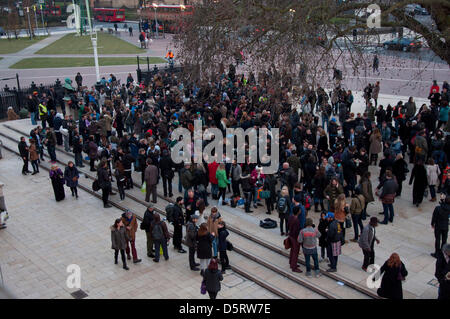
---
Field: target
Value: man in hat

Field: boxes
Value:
[358,217,380,271]
[185,214,200,271]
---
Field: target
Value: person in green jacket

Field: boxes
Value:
[216,163,230,205]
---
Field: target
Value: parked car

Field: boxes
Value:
[383,37,422,52]
[414,5,429,15]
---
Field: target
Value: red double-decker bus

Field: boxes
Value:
[93,8,126,22]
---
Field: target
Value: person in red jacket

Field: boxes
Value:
[208,161,219,199]
[430,80,440,95]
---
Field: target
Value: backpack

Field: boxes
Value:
[259,218,277,229]
[165,204,175,223]
[277,197,288,214]
[152,223,163,240]
[304,193,312,210]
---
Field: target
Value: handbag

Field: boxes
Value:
[200,280,207,295]
[226,240,234,251]
[260,190,271,199]
[283,237,291,250]
[345,215,352,228]
[92,179,100,192]
[141,181,146,193]
[397,267,405,281]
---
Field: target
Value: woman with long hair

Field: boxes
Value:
[110,218,129,270]
[334,193,348,243]
[377,253,408,299]
[196,223,214,275]
[202,258,223,299]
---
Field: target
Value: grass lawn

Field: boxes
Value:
[10,57,166,69]
[0,36,47,54]
[35,33,145,55]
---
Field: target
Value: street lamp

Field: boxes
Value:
[152,3,158,38]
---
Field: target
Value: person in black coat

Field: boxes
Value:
[431,196,450,258]
[197,223,214,275]
[217,221,230,273]
[202,258,223,299]
[18,136,30,175]
[318,212,329,262]
[160,149,175,197]
[97,159,112,208]
[409,160,428,207]
[172,197,186,253]
[64,161,79,198]
[377,253,408,299]
[435,243,450,300]
[392,154,409,196]
[263,174,277,215]
[140,205,155,258]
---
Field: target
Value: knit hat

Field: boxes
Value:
[325,212,334,219]
[369,217,378,226]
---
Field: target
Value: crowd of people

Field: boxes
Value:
[9,64,450,299]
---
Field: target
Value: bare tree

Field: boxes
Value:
[174,0,449,89]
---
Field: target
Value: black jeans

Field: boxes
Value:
[352,214,364,240]
[218,187,226,202]
[265,198,274,214]
[31,160,39,173]
[70,186,78,196]
[219,250,229,271]
[434,229,448,254]
[189,246,196,269]
[279,213,288,234]
[101,186,111,206]
[362,248,375,269]
[162,176,173,196]
[114,249,126,266]
[173,224,182,250]
[74,152,83,167]
[22,158,29,173]
[90,158,96,171]
[117,182,125,200]
[231,180,241,197]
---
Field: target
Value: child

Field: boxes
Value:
[217,221,230,274]
[318,212,329,262]
[298,218,321,277]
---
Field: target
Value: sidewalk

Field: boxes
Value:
[0,33,68,69]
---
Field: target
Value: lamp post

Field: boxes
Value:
[84,0,100,82]
[152,3,158,38]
